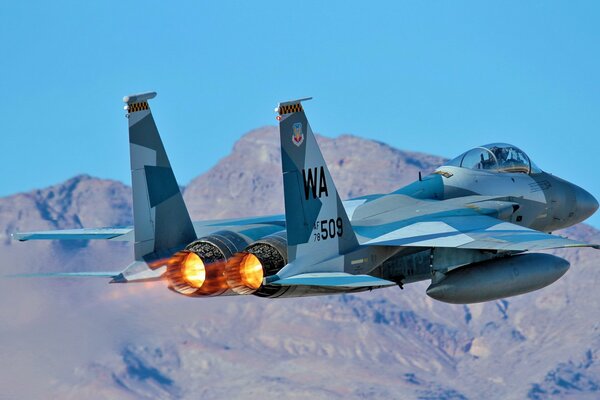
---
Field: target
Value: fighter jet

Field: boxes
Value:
[12,92,599,303]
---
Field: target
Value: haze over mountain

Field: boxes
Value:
[1,127,598,399]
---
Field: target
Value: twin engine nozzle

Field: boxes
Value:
[165,232,288,297]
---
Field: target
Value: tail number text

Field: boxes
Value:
[313,217,343,241]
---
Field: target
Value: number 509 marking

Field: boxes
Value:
[315,217,343,241]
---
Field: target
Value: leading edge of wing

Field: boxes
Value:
[5,271,120,279]
[11,228,134,242]
[11,215,287,242]
[268,273,396,288]
[360,215,598,252]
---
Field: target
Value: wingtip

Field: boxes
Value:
[10,232,26,241]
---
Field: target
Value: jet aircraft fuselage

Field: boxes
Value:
[393,145,597,233]
[12,94,599,304]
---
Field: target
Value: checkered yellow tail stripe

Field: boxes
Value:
[278,103,303,115]
[128,101,150,113]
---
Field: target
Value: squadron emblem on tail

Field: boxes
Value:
[292,122,304,146]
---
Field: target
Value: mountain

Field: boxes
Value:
[1,127,599,399]
[183,127,446,219]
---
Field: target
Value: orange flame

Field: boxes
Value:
[239,253,264,290]
[225,252,264,295]
[182,252,206,288]
[166,251,228,297]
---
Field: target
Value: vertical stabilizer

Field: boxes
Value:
[124,92,196,260]
[276,98,359,266]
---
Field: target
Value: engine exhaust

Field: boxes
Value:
[165,250,228,297]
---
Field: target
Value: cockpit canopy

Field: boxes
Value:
[445,143,541,174]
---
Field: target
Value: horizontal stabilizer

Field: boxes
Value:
[5,260,166,283]
[110,260,167,283]
[12,228,133,242]
[269,273,396,288]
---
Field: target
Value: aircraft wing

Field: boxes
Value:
[11,215,286,242]
[6,271,121,278]
[11,227,134,242]
[359,214,598,252]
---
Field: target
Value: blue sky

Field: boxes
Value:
[1,1,599,227]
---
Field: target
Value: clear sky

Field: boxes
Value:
[1,1,599,227]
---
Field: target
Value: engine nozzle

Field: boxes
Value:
[224,232,288,295]
[224,252,265,295]
[166,250,228,297]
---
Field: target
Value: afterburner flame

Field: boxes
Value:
[239,253,264,289]
[165,250,228,297]
[182,252,206,288]
[225,252,265,294]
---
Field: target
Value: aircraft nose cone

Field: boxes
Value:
[575,186,599,220]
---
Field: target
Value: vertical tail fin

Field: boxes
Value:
[124,92,196,260]
[277,98,359,264]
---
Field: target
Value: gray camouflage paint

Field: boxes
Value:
[124,92,197,261]
[13,93,599,302]
[391,164,597,233]
[276,102,361,277]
